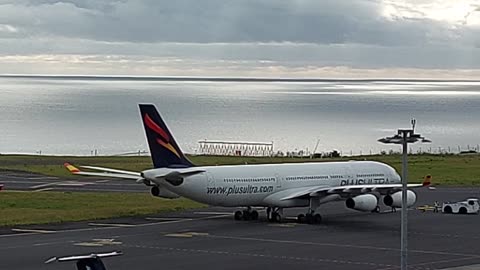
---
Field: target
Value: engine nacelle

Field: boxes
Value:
[151,186,180,199]
[383,190,416,208]
[345,194,378,212]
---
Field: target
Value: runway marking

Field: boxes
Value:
[195,214,231,220]
[27,177,59,180]
[74,242,104,247]
[203,234,480,259]
[194,211,232,215]
[96,180,110,183]
[88,223,136,228]
[74,238,122,247]
[145,217,188,221]
[165,233,194,238]
[188,232,209,236]
[268,223,297,228]
[33,242,61,247]
[66,188,146,192]
[437,263,480,270]
[11,228,56,234]
[30,181,92,189]
[57,182,91,187]
[123,244,397,268]
[32,187,54,192]
[30,182,62,189]
[412,257,480,267]
[0,214,243,238]
[377,257,480,270]
[165,231,209,238]
[1,180,47,184]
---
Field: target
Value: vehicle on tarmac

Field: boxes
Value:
[442,198,480,214]
[65,104,432,224]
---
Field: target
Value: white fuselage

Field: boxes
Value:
[144,161,401,207]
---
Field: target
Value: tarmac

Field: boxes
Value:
[1,170,480,269]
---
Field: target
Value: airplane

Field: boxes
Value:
[65,104,431,224]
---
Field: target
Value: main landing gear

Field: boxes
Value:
[234,207,283,222]
[297,198,322,224]
[297,212,322,224]
[234,207,259,221]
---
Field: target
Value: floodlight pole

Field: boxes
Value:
[378,122,430,270]
[400,130,409,270]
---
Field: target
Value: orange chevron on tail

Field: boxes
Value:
[422,175,432,186]
[64,163,80,173]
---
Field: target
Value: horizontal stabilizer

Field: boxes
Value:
[64,163,141,180]
[80,166,141,176]
[45,251,122,264]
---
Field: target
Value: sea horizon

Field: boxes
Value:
[1,76,480,156]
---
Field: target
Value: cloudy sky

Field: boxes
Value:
[0,0,479,78]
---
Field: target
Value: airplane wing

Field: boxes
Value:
[64,163,141,180]
[281,178,431,201]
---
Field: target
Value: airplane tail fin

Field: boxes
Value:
[139,104,194,169]
[422,175,432,186]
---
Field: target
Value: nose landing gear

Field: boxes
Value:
[266,207,283,222]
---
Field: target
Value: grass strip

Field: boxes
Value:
[0,191,204,226]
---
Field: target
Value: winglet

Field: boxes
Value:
[422,175,432,187]
[64,163,80,174]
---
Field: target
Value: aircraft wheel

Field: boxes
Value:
[242,210,251,220]
[234,211,243,220]
[313,214,322,224]
[297,214,305,223]
[272,212,282,223]
[372,206,380,213]
[251,210,259,220]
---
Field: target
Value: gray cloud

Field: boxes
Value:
[0,0,475,45]
[0,0,479,76]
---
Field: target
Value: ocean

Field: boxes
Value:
[1,76,480,156]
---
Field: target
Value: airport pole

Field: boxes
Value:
[400,130,408,270]
[378,123,430,270]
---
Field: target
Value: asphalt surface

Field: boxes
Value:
[1,186,480,270]
[0,170,147,193]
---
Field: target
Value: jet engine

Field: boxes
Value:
[150,186,180,199]
[383,190,416,208]
[345,194,378,212]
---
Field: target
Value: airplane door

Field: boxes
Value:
[207,172,215,188]
[345,163,354,185]
[275,173,282,190]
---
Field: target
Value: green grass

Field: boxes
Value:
[1,153,480,185]
[0,191,204,226]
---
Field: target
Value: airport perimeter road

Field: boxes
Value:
[1,188,480,270]
[0,170,147,193]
